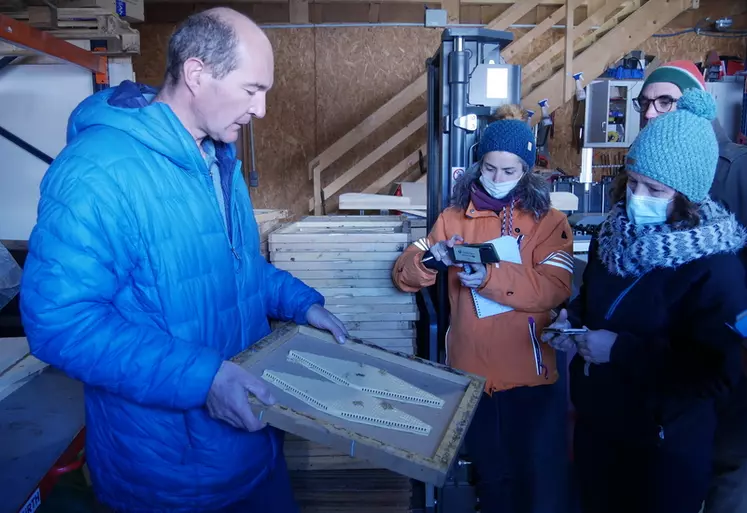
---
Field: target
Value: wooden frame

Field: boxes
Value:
[232,323,485,486]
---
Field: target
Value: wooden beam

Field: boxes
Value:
[485,0,543,30]
[323,112,426,199]
[308,73,427,179]
[367,2,380,22]
[289,0,310,22]
[501,3,565,62]
[525,0,688,124]
[520,0,624,82]
[0,14,106,73]
[363,145,426,194]
[562,0,574,102]
[443,0,460,24]
[523,0,636,96]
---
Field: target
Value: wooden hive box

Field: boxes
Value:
[253,209,290,261]
[232,323,485,487]
[269,215,418,355]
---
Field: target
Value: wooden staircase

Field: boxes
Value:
[308,0,695,215]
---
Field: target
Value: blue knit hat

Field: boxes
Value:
[625,88,718,202]
[478,118,536,168]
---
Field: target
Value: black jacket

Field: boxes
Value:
[568,202,747,436]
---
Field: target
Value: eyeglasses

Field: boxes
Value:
[633,95,679,114]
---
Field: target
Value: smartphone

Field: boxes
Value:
[542,327,588,335]
[449,244,501,265]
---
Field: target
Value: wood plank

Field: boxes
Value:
[300,278,395,288]
[525,0,687,123]
[331,311,419,322]
[273,260,396,271]
[322,112,427,200]
[501,3,566,62]
[343,321,413,330]
[363,144,426,195]
[323,296,417,306]
[443,0,459,24]
[485,0,542,30]
[271,242,406,252]
[523,1,637,95]
[285,269,394,280]
[316,287,409,297]
[349,329,415,339]
[254,209,290,224]
[271,251,401,262]
[563,0,575,102]
[520,0,623,80]
[289,0,310,23]
[309,74,428,178]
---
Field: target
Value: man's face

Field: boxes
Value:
[194,38,274,144]
[638,82,681,128]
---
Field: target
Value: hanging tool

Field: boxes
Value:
[526,109,535,126]
[573,72,586,101]
[538,99,553,127]
[247,117,259,188]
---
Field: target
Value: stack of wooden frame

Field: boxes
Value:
[254,209,290,261]
[289,467,412,513]
[268,215,418,355]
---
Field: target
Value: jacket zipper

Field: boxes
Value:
[205,165,240,263]
[604,274,644,320]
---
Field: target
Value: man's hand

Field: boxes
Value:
[430,235,465,267]
[576,328,618,364]
[457,263,487,289]
[206,361,276,432]
[306,304,349,344]
[541,309,576,352]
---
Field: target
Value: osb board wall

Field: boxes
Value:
[133,3,745,216]
[550,30,747,176]
[133,25,442,216]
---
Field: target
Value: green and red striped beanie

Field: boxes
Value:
[643,60,706,92]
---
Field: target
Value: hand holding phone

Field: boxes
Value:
[540,309,582,352]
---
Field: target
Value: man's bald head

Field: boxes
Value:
[164,8,269,87]
[159,7,274,144]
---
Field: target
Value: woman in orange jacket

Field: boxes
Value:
[392,106,574,513]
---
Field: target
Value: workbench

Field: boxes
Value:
[0,367,85,513]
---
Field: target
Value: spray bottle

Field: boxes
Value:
[538,99,553,127]
[573,72,586,101]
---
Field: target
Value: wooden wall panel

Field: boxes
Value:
[133,0,746,216]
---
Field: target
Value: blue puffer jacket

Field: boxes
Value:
[19,81,324,512]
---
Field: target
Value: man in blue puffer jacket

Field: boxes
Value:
[19,8,348,512]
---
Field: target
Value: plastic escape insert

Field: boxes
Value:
[261,370,433,436]
[285,350,445,409]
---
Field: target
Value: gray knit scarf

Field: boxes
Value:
[597,198,747,278]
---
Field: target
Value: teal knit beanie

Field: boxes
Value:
[625,88,718,202]
[478,119,536,167]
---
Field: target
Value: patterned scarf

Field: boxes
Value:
[470,183,517,236]
[597,198,747,278]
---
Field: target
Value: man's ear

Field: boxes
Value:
[182,57,204,95]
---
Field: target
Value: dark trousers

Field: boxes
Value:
[221,455,299,513]
[706,378,747,513]
[463,382,569,513]
[574,398,716,513]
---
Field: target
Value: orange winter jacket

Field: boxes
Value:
[392,180,574,394]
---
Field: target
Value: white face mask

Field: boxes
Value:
[625,187,672,226]
[480,174,522,200]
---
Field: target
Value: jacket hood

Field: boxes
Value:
[66,80,234,171]
[597,198,747,278]
[451,161,551,218]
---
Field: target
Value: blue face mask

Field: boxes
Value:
[625,187,673,226]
